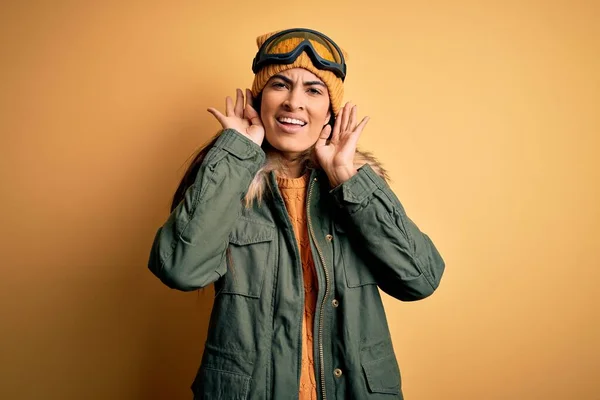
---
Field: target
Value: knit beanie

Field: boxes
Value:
[251,29,346,115]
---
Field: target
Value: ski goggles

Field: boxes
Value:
[251,28,347,81]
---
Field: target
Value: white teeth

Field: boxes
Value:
[278,117,306,126]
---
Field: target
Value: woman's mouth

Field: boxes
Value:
[276,117,307,133]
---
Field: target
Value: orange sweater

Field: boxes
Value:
[276,173,318,400]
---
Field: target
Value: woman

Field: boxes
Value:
[148,28,445,400]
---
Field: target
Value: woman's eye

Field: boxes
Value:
[272,82,287,88]
[308,88,322,95]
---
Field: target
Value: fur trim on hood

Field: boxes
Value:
[244,147,389,207]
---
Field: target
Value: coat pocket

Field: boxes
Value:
[334,222,378,287]
[362,355,402,395]
[360,337,402,397]
[192,367,251,400]
[217,218,275,298]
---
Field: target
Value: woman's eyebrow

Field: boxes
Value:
[272,74,325,87]
[272,74,293,84]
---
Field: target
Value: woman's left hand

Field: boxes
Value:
[315,102,370,187]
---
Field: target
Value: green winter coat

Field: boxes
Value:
[148,129,445,399]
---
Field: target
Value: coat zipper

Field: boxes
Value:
[307,176,330,400]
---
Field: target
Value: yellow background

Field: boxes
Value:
[1,1,598,399]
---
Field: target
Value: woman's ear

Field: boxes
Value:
[327,109,335,128]
[252,92,263,117]
[325,110,335,140]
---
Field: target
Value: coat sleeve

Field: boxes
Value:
[330,164,445,301]
[147,129,266,291]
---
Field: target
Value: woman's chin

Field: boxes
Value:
[266,137,313,155]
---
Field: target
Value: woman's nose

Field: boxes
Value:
[283,88,305,110]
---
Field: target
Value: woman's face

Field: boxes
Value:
[260,68,331,156]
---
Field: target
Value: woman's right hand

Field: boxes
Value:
[207,88,264,146]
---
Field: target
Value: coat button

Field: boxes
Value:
[333,368,343,378]
[332,299,339,308]
[325,234,333,241]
